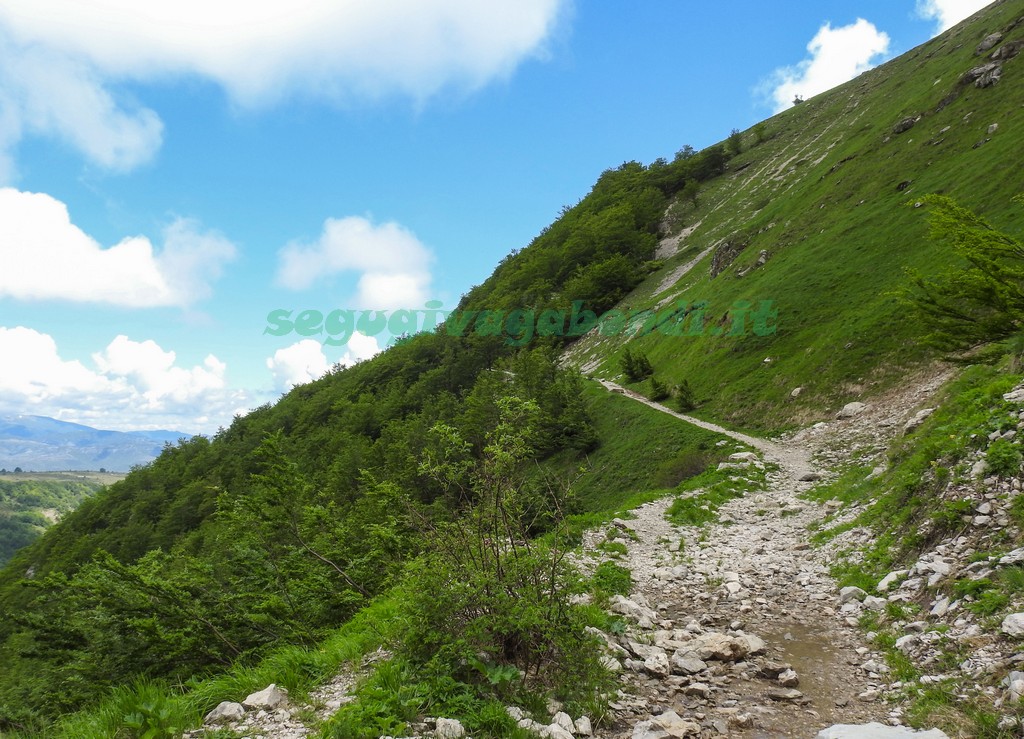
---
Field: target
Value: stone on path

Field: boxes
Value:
[436,717,466,739]
[204,701,245,725]
[816,723,949,738]
[1001,613,1024,637]
[243,684,288,710]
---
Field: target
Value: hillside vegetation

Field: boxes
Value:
[1,2,1023,736]
[0,474,114,567]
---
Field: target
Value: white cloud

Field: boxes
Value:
[0,1,566,177]
[0,188,235,307]
[267,335,381,391]
[0,31,163,181]
[277,216,433,309]
[764,19,891,113]
[0,327,248,433]
[343,332,383,365]
[267,340,332,390]
[917,0,992,34]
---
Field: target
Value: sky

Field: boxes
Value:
[0,0,993,434]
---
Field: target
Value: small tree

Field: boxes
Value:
[754,122,768,144]
[903,194,1024,355]
[673,380,697,411]
[726,128,743,156]
[620,348,653,382]
[406,397,605,698]
[649,377,670,402]
[680,180,700,208]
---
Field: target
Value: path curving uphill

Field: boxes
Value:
[589,379,949,738]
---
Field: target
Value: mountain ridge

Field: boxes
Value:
[0,414,189,472]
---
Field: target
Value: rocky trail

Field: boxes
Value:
[585,381,925,738]
[195,375,961,739]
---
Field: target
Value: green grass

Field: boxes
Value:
[811,366,1022,588]
[666,458,771,527]
[542,383,734,514]
[566,0,1024,431]
[591,561,633,597]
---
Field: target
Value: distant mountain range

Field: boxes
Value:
[0,415,190,472]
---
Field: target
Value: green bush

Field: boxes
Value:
[648,377,669,402]
[620,349,653,382]
[673,380,697,412]
[400,397,609,709]
[987,438,1022,477]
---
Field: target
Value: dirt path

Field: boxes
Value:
[588,380,912,737]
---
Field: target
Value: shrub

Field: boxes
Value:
[620,349,653,382]
[987,438,1022,477]
[402,397,609,708]
[648,377,669,402]
[673,380,697,411]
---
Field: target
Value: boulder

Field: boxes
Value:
[863,596,887,611]
[837,402,868,419]
[436,717,466,739]
[543,723,575,739]
[840,586,868,604]
[892,118,918,135]
[976,32,1003,53]
[816,723,949,738]
[1001,548,1024,566]
[575,716,593,736]
[735,633,767,656]
[204,701,245,725]
[1002,613,1024,637]
[671,650,708,675]
[729,451,758,462]
[877,570,908,591]
[991,39,1024,60]
[690,632,750,661]
[552,712,575,733]
[243,684,288,710]
[767,688,803,702]
[904,408,935,434]
[609,594,658,625]
[644,651,672,677]
[652,710,701,737]
[778,668,799,687]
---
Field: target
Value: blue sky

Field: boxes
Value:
[0,0,991,433]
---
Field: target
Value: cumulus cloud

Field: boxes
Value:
[0,188,235,307]
[917,0,992,34]
[267,340,332,390]
[764,19,891,113]
[0,1,565,177]
[277,216,433,309]
[0,327,248,432]
[267,335,381,391]
[0,31,163,181]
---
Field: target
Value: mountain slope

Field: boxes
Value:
[556,0,1024,426]
[1,2,1023,734]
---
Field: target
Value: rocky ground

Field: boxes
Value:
[194,370,1020,739]
[578,381,943,738]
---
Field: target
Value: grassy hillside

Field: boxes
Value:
[564,0,1024,427]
